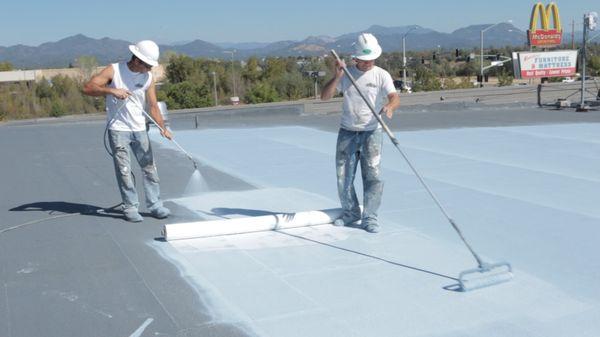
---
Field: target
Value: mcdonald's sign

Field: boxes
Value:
[528,2,563,47]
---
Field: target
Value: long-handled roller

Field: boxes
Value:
[331,50,512,291]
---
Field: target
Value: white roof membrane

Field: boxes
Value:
[150,124,600,337]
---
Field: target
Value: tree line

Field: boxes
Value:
[0,44,599,121]
[158,54,329,108]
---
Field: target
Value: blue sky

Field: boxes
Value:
[0,0,596,46]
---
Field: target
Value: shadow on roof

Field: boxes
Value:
[10,201,125,220]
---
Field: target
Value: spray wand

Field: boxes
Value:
[126,96,199,170]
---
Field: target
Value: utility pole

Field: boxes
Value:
[223,50,237,98]
[578,12,598,111]
[402,27,417,90]
[572,19,575,50]
[480,22,507,88]
[211,71,218,106]
[578,15,588,111]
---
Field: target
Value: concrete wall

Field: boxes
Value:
[0,64,165,83]
[0,70,36,82]
[169,81,598,117]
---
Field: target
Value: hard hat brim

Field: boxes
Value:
[352,44,382,61]
[129,45,159,67]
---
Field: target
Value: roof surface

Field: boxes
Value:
[1,101,600,336]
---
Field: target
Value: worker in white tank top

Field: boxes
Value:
[104,61,153,132]
[83,40,172,222]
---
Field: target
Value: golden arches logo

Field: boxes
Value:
[530,2,561,32]
[528,2,563,46]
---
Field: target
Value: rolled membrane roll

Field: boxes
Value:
[162,208,343,241]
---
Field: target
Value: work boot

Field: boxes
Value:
[150,206,171,219]
[363,221,380,233]
[333,214,361,227]
[124,208,143,222]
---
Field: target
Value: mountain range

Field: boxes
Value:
[0,24,538,69]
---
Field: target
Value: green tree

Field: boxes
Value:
[245,82,279,103]
[161,81,212,109]
[497,71,514,87]
[588,55,600,76]
[264,57,287,80]
[49,101,66,117]
[35,78,55,99]
[160,50,178,64]
[75,56,98,82]
[412,66,441,92]
[456,61,478,77]
[272,72,310,100]
[242,56,261,82]
[165,54,196,83]
[0,61,13,71]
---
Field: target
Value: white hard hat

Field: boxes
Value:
[129,40,159,67]
[352,33,382,61]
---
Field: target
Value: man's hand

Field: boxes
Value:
[111,88,132,100]
[161,128,173,140]
[383,92,400,119]
[382,105,394,119]
[334,59,346,79]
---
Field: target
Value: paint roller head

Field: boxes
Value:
[458,261,513,292]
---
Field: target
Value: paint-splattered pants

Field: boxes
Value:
[108,130,163,212]
[335,128,383,225]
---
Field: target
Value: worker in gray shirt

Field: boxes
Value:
[321,33,400,233]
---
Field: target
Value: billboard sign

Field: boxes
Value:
[528,2,563,47]
[513,50,578,79]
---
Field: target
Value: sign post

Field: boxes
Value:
[578,12,599,111]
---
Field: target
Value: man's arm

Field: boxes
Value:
[82,66,130,99]
[146,81,172,140]
[320,59,345,100]
[382,92,400,119]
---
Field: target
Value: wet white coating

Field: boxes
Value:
[151,124,600,337]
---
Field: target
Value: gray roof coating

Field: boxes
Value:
[2,99,600,336]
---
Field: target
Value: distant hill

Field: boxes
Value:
[450,23,526,47]
[0,23,533,69]
[214,42,271,50]
[163,40,224,59]
[0,34,131,69]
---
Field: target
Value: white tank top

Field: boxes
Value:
[106,62,152,132]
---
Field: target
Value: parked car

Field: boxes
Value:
[393,80,412,93]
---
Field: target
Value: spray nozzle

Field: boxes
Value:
[186,154,199,170]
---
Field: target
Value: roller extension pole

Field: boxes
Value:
[331,50,512,291]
